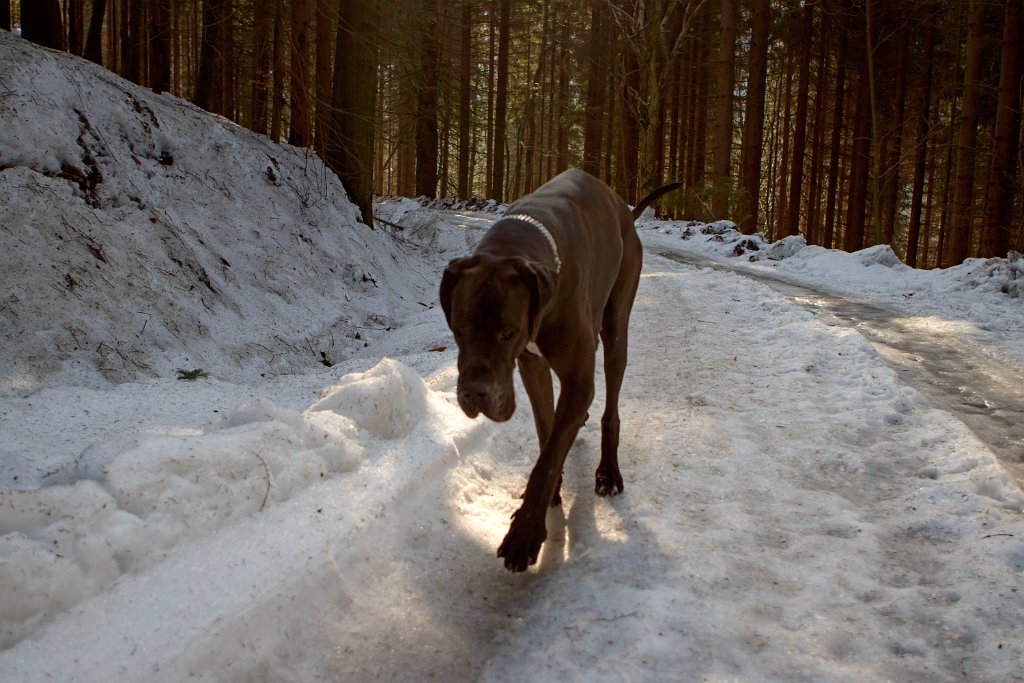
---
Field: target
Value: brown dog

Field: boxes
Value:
[440,169,679,571]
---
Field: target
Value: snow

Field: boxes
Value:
[2,31,1023,682]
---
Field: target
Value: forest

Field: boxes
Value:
[5,0,1022,268]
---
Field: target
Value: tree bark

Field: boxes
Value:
[21,0,64,49]
[823,21,847,250]
[251,0,271,134]
[943,0,986,266]
[84,0,107,65]
[150,0,171,94]
[880,26,909,247]
[490,0,510,202]
[906,5,937,268]
[980,0,1022,257]
[738,0,770,234]
[0,0,10,32]
[315,0,336,157]
[457,0,473,197]
[289,0,313,147]
[415,0,440,197]
[711,0,736,218]
[786,2,813,236]
[271,2,285,141]
[582,0,606,177]
[845,68,872,253]
[68,0,85,55]
[195,0,228,115]
[327,0,378,225]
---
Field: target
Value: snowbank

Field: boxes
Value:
[0,31,434,389]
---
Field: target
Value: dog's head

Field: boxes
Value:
[439,254,554,421]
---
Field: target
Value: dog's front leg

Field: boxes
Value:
[498,371,594,572]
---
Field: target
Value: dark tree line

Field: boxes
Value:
[6,0,1023,266]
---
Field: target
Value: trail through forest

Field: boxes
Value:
[653,248,1024,488]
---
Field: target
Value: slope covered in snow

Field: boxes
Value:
[0,30,432,389]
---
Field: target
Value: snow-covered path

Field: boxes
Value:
[5,233,1021,682]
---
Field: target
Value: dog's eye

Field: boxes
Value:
[498,327,516,341]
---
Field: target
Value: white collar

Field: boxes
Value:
[502,213,562,274]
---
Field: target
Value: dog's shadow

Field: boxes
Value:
[538,429,638,570]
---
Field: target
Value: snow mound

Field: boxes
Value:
[0,356,428,647]
[0,32,434,389]
[309,357,428,439]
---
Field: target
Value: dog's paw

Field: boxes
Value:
[497,518,547,572]
[594,467,624,497]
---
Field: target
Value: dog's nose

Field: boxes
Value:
[458,381,490,417]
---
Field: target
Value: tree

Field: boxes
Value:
[290,0,313,147]
[194,0,230,115]
[582,0,608,178]
[21,0,64,49]
[980,0,1022,257]
[327,0,379,224]
[457,0,473,197]
[415,0,440,197]
[710,0,736,218]
[943,0,986,266]
[905,5,937,268]
[84,0,106,65]
[786,1,813,236]
[0,0,10,32]
[738,0,770,234]
[251,0,272,135]
[315,0,336,157]
[150,0,172,94]
[490,0,510,202]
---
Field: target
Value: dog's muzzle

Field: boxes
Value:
[457,379,515,422]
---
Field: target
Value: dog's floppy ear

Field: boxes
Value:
[439,256,477,325]
[510,258,555,339]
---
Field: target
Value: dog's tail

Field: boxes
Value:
[631,182,682,220]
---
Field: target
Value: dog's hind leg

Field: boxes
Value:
[595,243,641,497]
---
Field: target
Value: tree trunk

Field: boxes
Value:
[582,0,606,177]
[457,0,473,198]
[0,1,10,31]
[271,2,285,141]
[880,26,909,247]
[327,0,378,225]
[84,0,107,65]
[251,0,271,135]
[774,50,793,240]
[943,0,986,266]
[806,0,831,245]
[150,0,171,94]
[490,0,510,202]
[823,21,847,250]
[711,0,736,218]
[21,0,64,49]
[415,0,440,198]
[786,1,813,236]
[738,0,770,234]
[845,68,872,253]
[124,1,144,85]
[980,0,1022,257]
[906,6,936,268]
[289,0,313,147]
[68,0,85,55]
[315,0,336,157]
[195,0,227,115]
